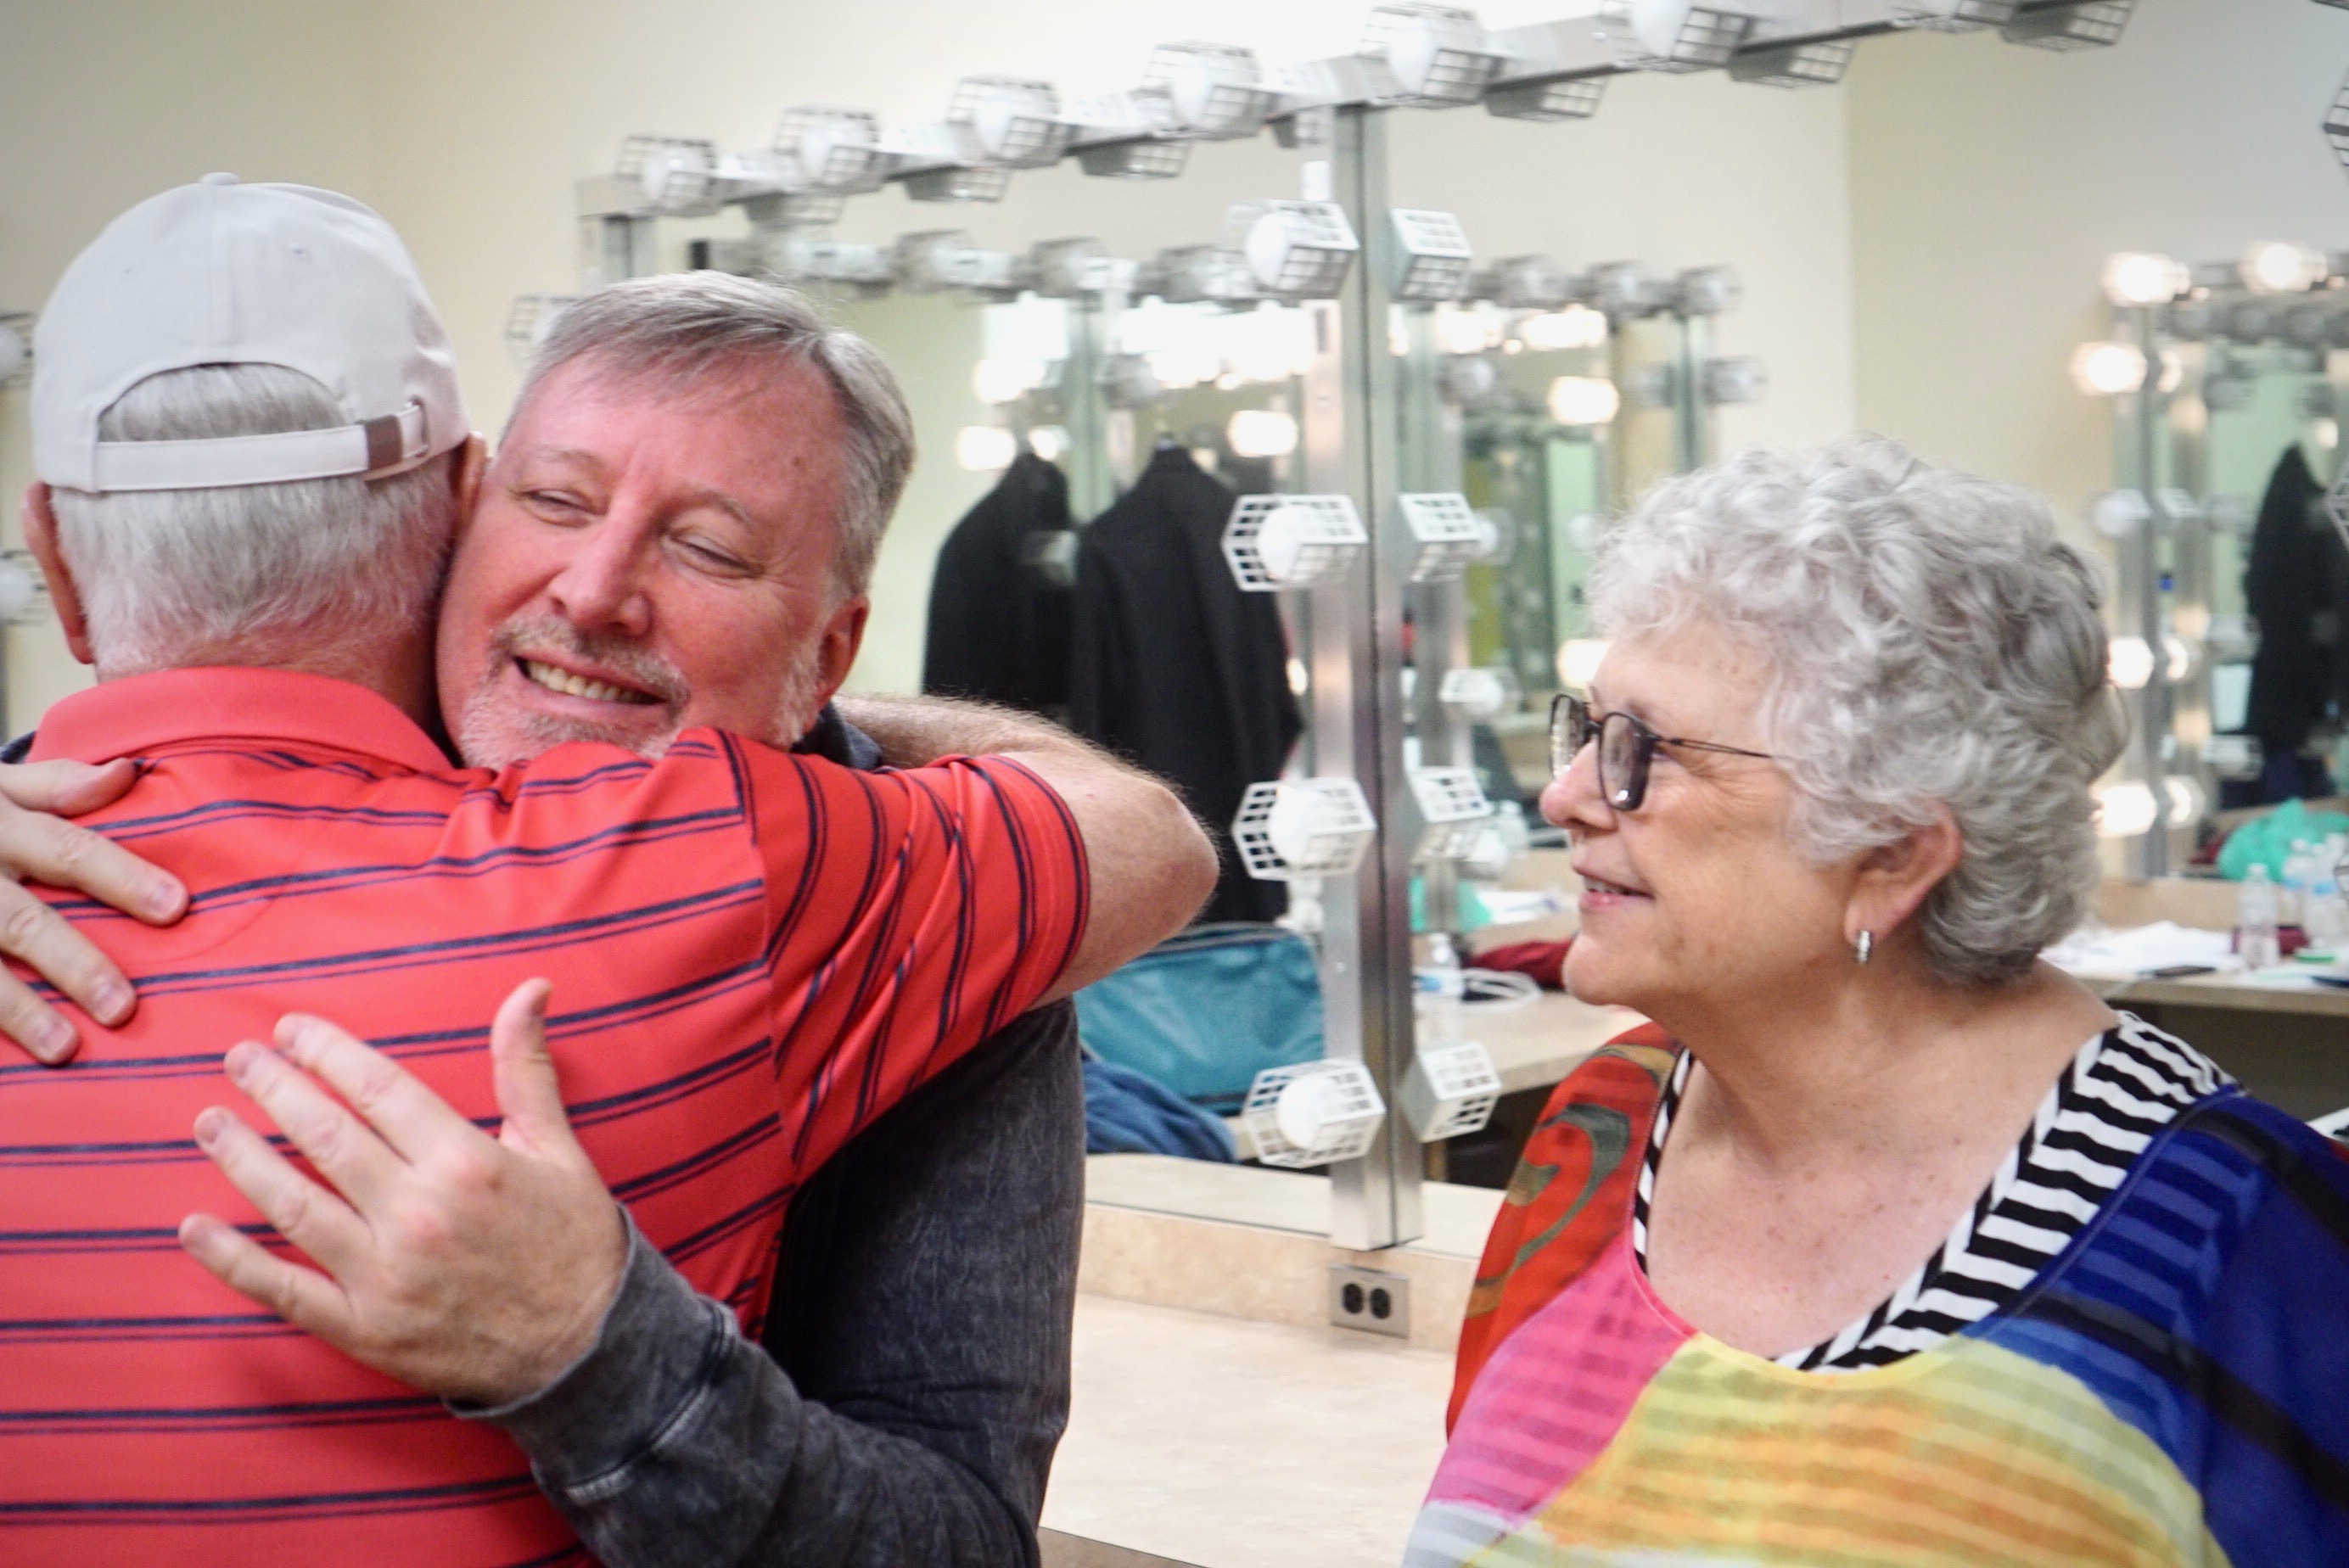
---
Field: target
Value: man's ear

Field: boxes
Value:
[22,484,94,667]
[1847,805,1964,951]
[810,595,870,710]
[449,434,487,533]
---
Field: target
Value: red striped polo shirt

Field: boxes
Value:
[0,667,1087,1567]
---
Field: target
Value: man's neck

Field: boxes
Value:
[101,630,438,733]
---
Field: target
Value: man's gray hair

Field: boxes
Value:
[1589,440,2127,986]
[511,274,915,602]
[48,364,457,675]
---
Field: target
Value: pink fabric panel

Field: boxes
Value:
[1422,1234,1690,1529]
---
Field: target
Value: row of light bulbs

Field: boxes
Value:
[2075,244,2346,397]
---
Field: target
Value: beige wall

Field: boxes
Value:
[1846,3,2349,519]
[0,0,375,725]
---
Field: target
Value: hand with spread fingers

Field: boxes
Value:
[178,978,631,1408]
[0,758,188,1063]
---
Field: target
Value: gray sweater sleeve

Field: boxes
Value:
[476,1000,1086,1568]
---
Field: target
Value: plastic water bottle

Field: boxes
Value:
[2282,842,2315,928]
[2310,856,2347,949]
[2240,864,2282,971]
[1420,932,1466,1043]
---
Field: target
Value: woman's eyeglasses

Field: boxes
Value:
[1549,692,1779,812]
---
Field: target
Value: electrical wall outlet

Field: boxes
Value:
[1328,1263,1410,1340]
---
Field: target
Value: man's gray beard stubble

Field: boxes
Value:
[450,614,827,767]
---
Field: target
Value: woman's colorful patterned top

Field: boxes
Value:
[1410,1032,2349,1566]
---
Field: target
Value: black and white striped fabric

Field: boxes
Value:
[1629,1011,2228,1374]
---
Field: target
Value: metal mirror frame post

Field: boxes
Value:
[1299,104,1424,1253]
[2120,300,2172,879]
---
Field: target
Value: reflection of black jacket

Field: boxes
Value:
[922,452,1074,716]
[1069,446,1301,924]
[2244,446,2344,754]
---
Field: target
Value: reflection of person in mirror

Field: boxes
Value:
[0,182,1217,1566]
[1412,443,2349,1567]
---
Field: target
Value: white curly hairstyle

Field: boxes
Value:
[1588,440,2127,986]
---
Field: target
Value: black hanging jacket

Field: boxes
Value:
[1068,446,1302,925]
[922,452,1075,717]
[2243,445,2342,757]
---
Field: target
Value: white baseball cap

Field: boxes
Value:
[33,174,468,495]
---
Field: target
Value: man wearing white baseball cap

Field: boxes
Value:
[0,176,1213,1568]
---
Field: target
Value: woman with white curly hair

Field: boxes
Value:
[1410,441,2349,1568]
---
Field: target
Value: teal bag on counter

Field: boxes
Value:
[1072,922,1323,1114]
[2217,797,2349,882]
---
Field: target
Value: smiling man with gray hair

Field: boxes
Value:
[0,176,1214,1568]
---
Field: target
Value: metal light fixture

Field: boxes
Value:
[1360,4,1507,106]
[1598,0,1762,73]
[504,294,579,367]
[1410,766,1496,862]
[1438,666,1522,722]
[2242,241,2330,296]
[1225,201,1360,300]
[1677,266,1743,316]
[1242,1061,1387,1168]
[0,312,35,385]
[946,76,1073,170]
[1139,244,1259,305]
[2100,251,2189,307]
[1223,495,1370,591]
[1141,42,1277,139]
[893,230,1018,294]
[1064,89,1190,180]
[1399,1043,1503,1142]
[2071,340,2149,396]
[1582,260,1672,318]
[1387,210,1476,303]
[1999,0,2136,49]
[883,123,1014,204]
[1729,36,1856,88]
[1702,357,1769,406]
[771,231,896,294]
[772,108,887,193]
[1233,778,1379,880]
[1890,0,2019,28]
[1485,75,1608,122]
[1399,493,1488,582]
[615,134,722,215]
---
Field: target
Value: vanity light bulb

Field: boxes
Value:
[1437,305,1498,357]
[2100,252,2189,309]
[954,426,1018,473]
[1519,307,1608,353]
[2070,341,2148,397]
[2241,241,2329,297]
[2164,776,2203,831]
[973,358,1042,406]
[1547,376,1623,428]
[2106,636,2155,691]
[1227,408,1301,460]
[1028,426,1069,462]
[1556,638,1611,691]
[2094,781,2160,839]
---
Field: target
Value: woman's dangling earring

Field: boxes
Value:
[1854,930,1874,965]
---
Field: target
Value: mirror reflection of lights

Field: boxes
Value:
[1028,426,1069,462]
[1226,409,1300,460]
[2100,252,2189,308]
[1286,657,1309,698]
[2318,418,2342,451]
[1518,306,1609,352]
[2241,241,2329,296]
[973,357,1050,405]
[2107,636,2156,691]
[2071,340,2148,396]
[2163,776,2204,831]
[1557,638,1611,692]
[1437,304,1500,357]
[2163,635,2196,683]
[954,426,1018,473]
[1547,376,1622,427]
[2094,781,2160,839]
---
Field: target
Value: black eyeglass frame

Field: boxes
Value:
[1549,692,1780,812]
